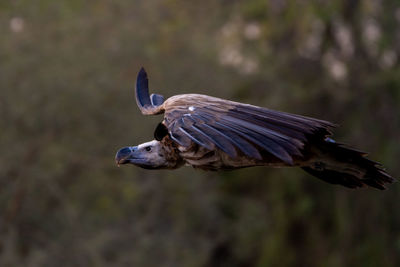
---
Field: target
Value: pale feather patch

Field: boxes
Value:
[137,140,159,149]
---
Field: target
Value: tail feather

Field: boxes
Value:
[302,141,395,190]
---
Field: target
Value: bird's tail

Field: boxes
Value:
[302,140,395,190]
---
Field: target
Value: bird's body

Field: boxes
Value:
[116,68,395,190]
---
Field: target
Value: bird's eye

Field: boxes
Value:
[145,146,152,152]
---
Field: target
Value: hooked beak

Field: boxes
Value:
[115,146,136,166]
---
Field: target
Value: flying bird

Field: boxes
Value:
[115,68,395,190]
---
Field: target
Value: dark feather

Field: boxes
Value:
[154,123,169,141]
[151,93,165,106]
[197,107,302,162]
[219,114,303,156]
[302,141,395,190]
[169,121,192,147]
[234,106,334,135]
[178,126,215,150]
[135,67,152,107]
[191,124,238,157]
[178,115,238,157]
[161,95,334,164]
[213,119,294,164]
[187,111,293,161]
[190,114,262,159]
[201,123,262,160]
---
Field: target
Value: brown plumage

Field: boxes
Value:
[115,68,396,190]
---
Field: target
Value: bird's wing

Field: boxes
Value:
[161,94,336,165]
[133,68,335,165]
[135,67,165,115]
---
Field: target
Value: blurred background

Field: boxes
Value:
[1,0,400,266]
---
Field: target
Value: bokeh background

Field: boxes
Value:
[1,0,400,266]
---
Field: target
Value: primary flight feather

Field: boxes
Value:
[115,68,395,190]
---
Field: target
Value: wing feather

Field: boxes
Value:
[191,114,262,159]
[201,124,262,160]
[213,120,294,164]
[162,94,335,164]
[178,126,215,150]
[169,121,192,147]
[191,124,237,157]
[179,114,238,157]
[200,107,304,159]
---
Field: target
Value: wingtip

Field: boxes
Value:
[138,67,147,77]
[136,67,151,108]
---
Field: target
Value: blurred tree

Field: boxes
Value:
[0,0,399,266]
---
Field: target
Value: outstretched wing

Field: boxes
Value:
[133,68,335,165]
[161,94,335,165]
[135,67,165,115]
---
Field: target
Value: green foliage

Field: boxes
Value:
[1,0,400,266]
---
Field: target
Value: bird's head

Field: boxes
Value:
[115,140,180,169]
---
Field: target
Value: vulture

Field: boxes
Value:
[115,68,395,190]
